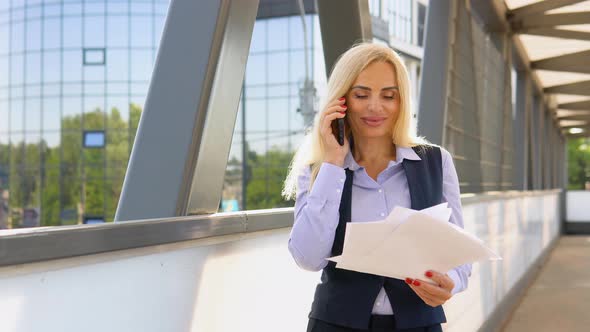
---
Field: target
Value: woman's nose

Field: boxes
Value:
[367,97,382,112]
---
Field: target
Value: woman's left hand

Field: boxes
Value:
[405,270,454,307]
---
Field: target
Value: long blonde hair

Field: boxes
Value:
[282,42,426,200]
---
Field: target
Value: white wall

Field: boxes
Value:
[0,192,560,332]
[566,190,590,222]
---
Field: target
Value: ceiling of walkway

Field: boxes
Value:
[505,0,590,138]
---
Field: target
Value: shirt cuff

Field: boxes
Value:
[308,162,346,205]
[447,269,462,295]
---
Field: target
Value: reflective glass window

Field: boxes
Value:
[43,18,61,50]
[26,53,42,83]
[63,17,82,48]
[83,130,105,148]
[130,50,152,81]
[107,16,128,47]
[62,50,82,82]
[11,22,24,54]
[84,16,105,47]
[246,53,266,85]
[131,16,152,48]
[43,51,61,83]
[43,97,61,131]
[268,52,288,84]
[267,18,288,52]
[10,99,24,131]
[250,20,266,53]
[106,49,129,82]
[26,19,41,51]
[25,98,42,131]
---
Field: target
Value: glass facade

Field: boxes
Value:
[0,1,428,227]
[0,0,168,228]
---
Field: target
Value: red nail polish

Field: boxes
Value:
[339,111,346,114]
[413,280,421,286]
[338,97,345,101]
[341,105,347,109]
[425,271,433,278]
[405,278,412,284]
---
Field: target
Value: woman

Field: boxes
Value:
[283,43,471,332]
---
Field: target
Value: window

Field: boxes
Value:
[417,3,426,47]
[83,48,106,66]
[83,130,106,148]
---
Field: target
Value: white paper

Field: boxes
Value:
[327,203,501,281]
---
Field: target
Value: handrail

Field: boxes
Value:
[0,190,562,267]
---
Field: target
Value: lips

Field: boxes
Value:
[361,117,387,127]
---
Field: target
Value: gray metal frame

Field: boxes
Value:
[115,0,258,221]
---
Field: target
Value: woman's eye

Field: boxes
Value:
[355,95,368,99]
[384,96,395,99]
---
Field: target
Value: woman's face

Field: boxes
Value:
[345,61,400,140]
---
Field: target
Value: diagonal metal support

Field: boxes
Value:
[518,27,590,41]
[115,0,259,221]
[531,49,590,73]
[559,99,590,110]
[556,114,590,121]
[545,80,590,95]
[508,0,586,20]
[316,0,373,77]
[511,11,590,30]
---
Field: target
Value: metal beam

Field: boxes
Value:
[560,124,590,130]
[508,0,586,20]
[316,0,373,78]
[545,80,590,95]
[559,99,590,110]
[115,0,259,221]
[257,0,316,19]
[417,0,452,145]
[531,50,590,73]
[512,11,590,30]
[557,114,590,121]
[518,27,590,41]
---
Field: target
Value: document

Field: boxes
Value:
[327,203,501,281]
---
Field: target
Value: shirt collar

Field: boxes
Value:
[343,145,421,171]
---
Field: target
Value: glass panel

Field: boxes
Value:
[0,100,7,132]
[25,132,41,167]
[26,84,41,99]
[85,2,106,16]
[84,82,105,96]
[11,54,24,86]
[41,174,61,226]
[107,1,128,15]
[245,99,266,133]
[288,16,304,51]
[107,97,130,128]
[130,2,152,15]
[63,2,82,17]
[26,53,42,84]
[11,22,24,54]
[25,98,41,132]
[83,62,105,81]
[106,49,129,82]
[106,129,129,175]
[42,131,61,160]
[62,82,82,97]
[250,19,266,53]
[131,15,152,47]
[62,97,82,126]
[43,51,61,83]
[10,99,24,131]
[84,97,105,130]
[45,4,62,18]
[131,82,149,96]
[26,19,42,51]
[60,175,81,226]
[289,50,306,84]
[63,16,82,48]
[267,98,290,132]
[246,53,266,85]
[106,82,128,97]
[130,50,153,81]
[107,16,128,48]
[268,52,288,84]
[267,17,288,51]
[84,48,105,65]
[62,50,82,82]
[84,131,105,148]
[84,16,105,47]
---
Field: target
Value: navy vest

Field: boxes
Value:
[309,145,445,330]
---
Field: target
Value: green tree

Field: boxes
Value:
[568,137,590,190]
[245,147,294,210]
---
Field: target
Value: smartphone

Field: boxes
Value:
[337,117,345,146]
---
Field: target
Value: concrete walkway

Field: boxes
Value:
[501,236,590,332]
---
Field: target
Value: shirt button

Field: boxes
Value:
[378,189,383,193]
[377,302,381,306]
[339,178,345,183]
[336,189,341,193]
[380,213,385,217]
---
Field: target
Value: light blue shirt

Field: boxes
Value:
[288,146,472,315]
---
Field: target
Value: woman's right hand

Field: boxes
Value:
[320,97,350,167]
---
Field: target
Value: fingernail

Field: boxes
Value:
[339,111,346,114]
[338,97,345,101]
[405,278,412,284]
[341,105,347,109]
[413,280,421,286]
[425,271,433,278]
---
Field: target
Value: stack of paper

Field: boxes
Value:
[327,203,501,282]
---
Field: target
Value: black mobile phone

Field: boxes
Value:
[337,117,345,146]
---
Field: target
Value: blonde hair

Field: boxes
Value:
[282,42,426,200]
